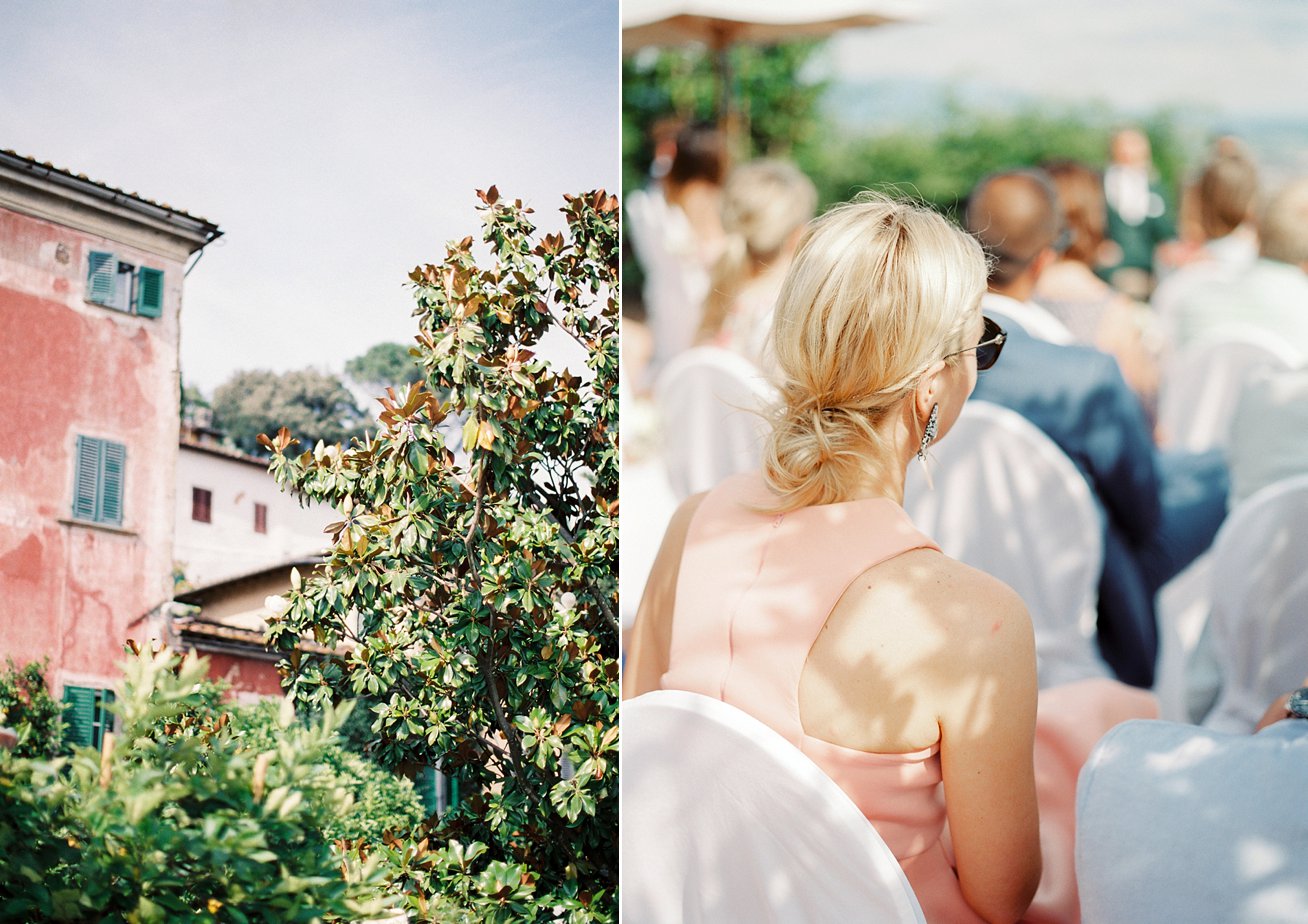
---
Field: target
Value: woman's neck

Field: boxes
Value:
[842,454,910,507]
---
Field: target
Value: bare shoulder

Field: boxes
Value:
[667,491,708,535]
[866,549,1028,622]
[840,549,1034,663]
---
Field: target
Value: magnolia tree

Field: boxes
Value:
[263,187,619,921]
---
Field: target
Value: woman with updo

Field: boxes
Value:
[625,195,1154,924]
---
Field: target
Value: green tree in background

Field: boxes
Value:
[623,41,1194,218]
[213,368,368,456]
[263,186,619,922]
[180,382,212,426]
[345,342,425,396]
[622,40,830,195]
[807,97,1192,215]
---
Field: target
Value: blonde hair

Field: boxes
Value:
[699,160,818,342]
[762,194,987,511]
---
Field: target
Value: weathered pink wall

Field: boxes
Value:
[0,207,184,690]
[203,652,285,698]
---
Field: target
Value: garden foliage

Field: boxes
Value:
[0,647,398,923]
[0,658,67,759]
[263,187,620,921]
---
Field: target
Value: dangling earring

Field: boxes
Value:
[916,403,939,491]
[917,403,939,462]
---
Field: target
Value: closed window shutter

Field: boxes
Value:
[135,266,164,318]
[63,686,97,747]
[73,436,102,521]
[86,251,116,304]
[99,442,126,525]
[92,690,115,749]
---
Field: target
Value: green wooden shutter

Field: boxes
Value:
[86,251,116,304]
[72,436,102,521]
[99,442,125,525]
[92,690,115,749]
[135,266,164,318]
[72,437,125,525]
[63,686,97,747]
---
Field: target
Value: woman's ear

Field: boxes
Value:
[915,360,946,422]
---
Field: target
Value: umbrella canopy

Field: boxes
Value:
[622,0,921,52]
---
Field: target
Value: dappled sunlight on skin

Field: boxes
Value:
[799,549,1008,754]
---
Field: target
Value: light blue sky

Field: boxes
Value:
[2,1,619,393]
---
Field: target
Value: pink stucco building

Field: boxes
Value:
[0,149,221,742]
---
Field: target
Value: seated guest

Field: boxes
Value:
[1035,159,1159,409]
[1077,682,1308,924]
[966,169,1228,688]
[1152,148,1261,340]
[696,159,817,368]
[627,194,1155,923]
[625,122,728,381]
[1171,177,1308,359]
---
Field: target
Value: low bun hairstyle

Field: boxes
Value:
[762,194,988,511]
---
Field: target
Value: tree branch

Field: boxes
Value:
[463,460,539,806]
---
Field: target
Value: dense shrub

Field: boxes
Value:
[231,698,425,844]
[0,648,399,923]
[0,659,67,759]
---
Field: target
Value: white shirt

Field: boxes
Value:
[981,292,1076,345]
[1174,258,1308,358]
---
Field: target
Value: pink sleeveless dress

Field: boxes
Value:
[658,472,1156,924]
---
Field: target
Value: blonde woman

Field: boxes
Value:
[625,195,1154,924]
[696,159,818,367]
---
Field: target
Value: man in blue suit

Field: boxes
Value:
[966,170,1227,688]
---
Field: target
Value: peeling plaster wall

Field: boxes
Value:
[200,651,284,698]
[0,206,186,691]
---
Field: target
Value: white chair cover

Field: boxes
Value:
[1158,327,1301,452]
[1153,550,1221,723]
[1077,718,1308,924]
[619,690,925,924]
[653,346,776,500]
[1202,473,1308,733]
[905,401,1110,688]
[1229,366,1308,505]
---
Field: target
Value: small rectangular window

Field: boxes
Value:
[254,503,268,534]
[63,686,115,750]
[85,251,165,318]
[192,487,212,523]
[72,436,126,526]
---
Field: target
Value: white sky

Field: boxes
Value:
[829,0,1308,117]
[1,1,619,394]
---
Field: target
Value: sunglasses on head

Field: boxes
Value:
[943,316,1007,370]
